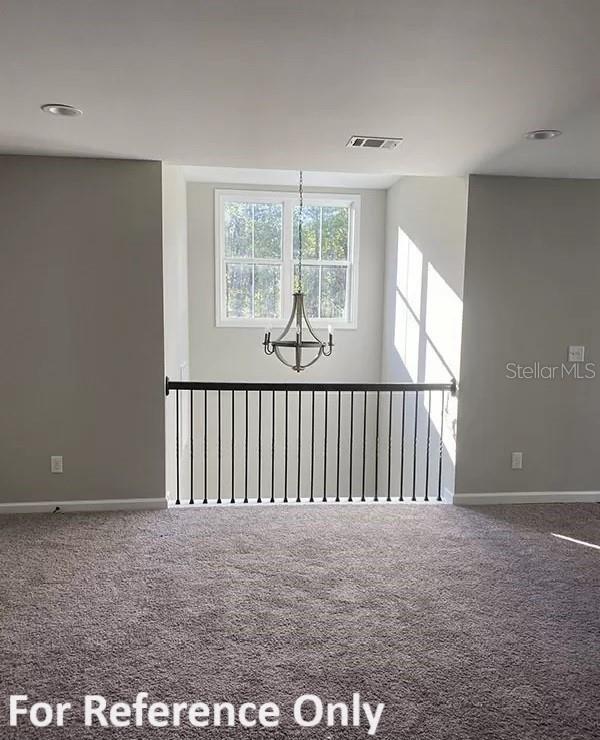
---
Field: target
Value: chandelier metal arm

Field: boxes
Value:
[272,292,298,344]
[270,340,322,347]
[299,345,325,370]
[273,345,299,369]
[301,296,326,344]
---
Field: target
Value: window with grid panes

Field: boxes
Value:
[215,190,359,328]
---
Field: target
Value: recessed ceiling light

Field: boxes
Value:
[525,129,562,140]
[41,103,82,117]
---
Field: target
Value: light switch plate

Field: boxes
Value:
[511,452,523,470]
[568,345,585,362]
[50,455,63,474]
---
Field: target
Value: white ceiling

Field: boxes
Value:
[2,0,600,178]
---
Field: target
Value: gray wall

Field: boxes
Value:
[456,175,600,495]
[0,155,165,505]
[187,182,386,382]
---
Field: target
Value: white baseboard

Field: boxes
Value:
[452,491,600,505]
[0,497,168,514]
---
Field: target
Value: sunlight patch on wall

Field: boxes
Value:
[396,227,422,318]
[393,227,423,380]
[425,263,462,381]
[393,296,420,381]
[391,227,462,466]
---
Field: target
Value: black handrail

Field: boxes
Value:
[166,378,457,395]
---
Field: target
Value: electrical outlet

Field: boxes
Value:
[511,452,523,470]
[50,456,63,474]
[568,345,585,363]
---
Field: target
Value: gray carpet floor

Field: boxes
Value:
[0,503,599,739]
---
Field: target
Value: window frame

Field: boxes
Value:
[215,188,360,329]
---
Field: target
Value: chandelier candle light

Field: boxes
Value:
[263,171,334,371]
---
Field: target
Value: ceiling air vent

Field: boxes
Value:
[346,135,403,150]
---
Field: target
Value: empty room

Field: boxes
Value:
[0,1,598,738]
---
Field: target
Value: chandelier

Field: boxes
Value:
[263,171,334,372]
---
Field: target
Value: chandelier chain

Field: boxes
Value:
[297,170,303,292]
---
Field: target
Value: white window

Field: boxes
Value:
[215,189,360,328]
